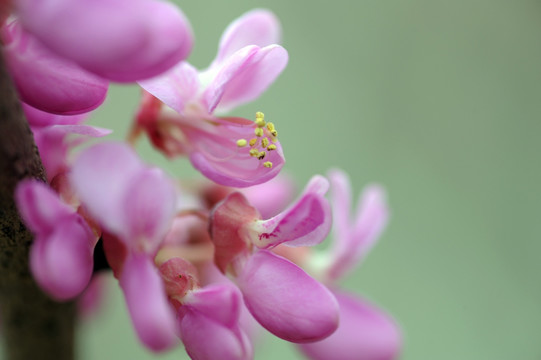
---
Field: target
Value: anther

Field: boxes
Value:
[263,161,273,168]
[254,128,264,137]
[270,130,278,137]
[236,139,247,147]
[249,138,258,147]
[267,144,277,151]
[261,138,269,148]
[249,149,259,157]
[266,122,275,131]
[257,151,266,160]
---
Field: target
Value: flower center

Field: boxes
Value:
[236,112,278,168]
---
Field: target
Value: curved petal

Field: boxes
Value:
[138,62,200,114]
[251,176,331,248]
[187,117,285,187]
[179,306,253,360]
[298,291,402,360]
[119,253,178,352]
[237,250,339,343]
[204,45,289,114]
[183,283,242,327]
[70,142,143,236]
[118,168,177,251]
[22,103,89,127]
[2,19,108,115]
[214,9,282,65]
[327,185,389,281]
[17,0,193,82]
[33,124,111,182]
[15,180,74,235]
[30,216,95,300]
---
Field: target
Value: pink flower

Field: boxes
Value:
[133,9,287,187]
[210,175,339,342]
[70,142,179,351]
[1,18,108,115]
[159,258,253,360]
[15,0,193,82]
[28,108,111,182]
[297,169,402,360]
[15,180,97,300]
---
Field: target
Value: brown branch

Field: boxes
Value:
[0,51,75,359]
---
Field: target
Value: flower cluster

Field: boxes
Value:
[7,3,401,360]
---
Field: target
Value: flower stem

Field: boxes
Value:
[0,51,76,360]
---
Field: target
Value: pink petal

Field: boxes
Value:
[15,180,74,235]
[252,176,331,248]
[119,253,178,352]
[2,18,108,115]
[118,168,177,251]
[29,216,95,300]
[214,9,282,66]
[187,116,285,187]
[32,124,111,182]
[298,291,402,360]
[236,250,339,343]
[17,0,193,82]
[327,184,389,281]
[203,45,288,114]
[22,103,88,127]
[240,172,296,218]
[78,273,108,318]
[138,61,200,114]
[178,306,253,360]
[70,142,144,236]
[183,283,242,327]
[328,169,353,249]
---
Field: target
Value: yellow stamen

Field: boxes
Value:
[254,128,264,137]
[236,139,247,147]
[249,138,258,147]
[267,144,277,151]
[270,130,278,137]
[249,149,259,157]
[266,122,275,131]
[263,161,273,168]
[261,138,269,148]
[257,151,266,160]
[256,111,265,120]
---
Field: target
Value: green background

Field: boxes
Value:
[76,1,541,359]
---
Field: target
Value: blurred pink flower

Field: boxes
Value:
[15,180,97,300]
[70,142,179,352]
[15,0,193,82]
[297,169,402,360]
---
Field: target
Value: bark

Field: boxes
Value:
[0,51,75,359]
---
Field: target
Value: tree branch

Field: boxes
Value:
[0,50,75,360]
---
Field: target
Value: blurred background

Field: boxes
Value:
[77,1,541,359]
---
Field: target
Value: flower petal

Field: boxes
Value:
[119,253,178,352]
[117,167,177,250]
[22,103,88,127]
[70,142,144,236]
[236,250,339,343]
[203,45,288,114]
[183,283,242,327]
[187,117,285,187]
[138,62,200,114]
[15,180,74,235]
[17,0,193,82]
[214,9,282,66]
[298,291,402,360]
[327,184,389,281]
[30,216,95,300]
[178,306,253,360]
[2,19,108,115]
[252,176,331,248]
[240,172,296,218]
